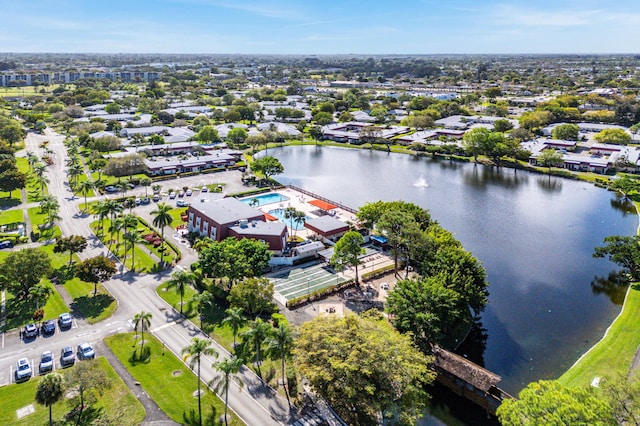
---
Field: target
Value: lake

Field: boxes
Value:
[262,145,638,394]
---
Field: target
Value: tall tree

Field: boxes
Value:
[228,277,274,316]
[240,318,271,379]
[251,155,284,182]
[182,338,218,426]
[166,270,195,315]
[29,282,53,311]
[75,255,117,296]
[222,307,247,350]
[593,235,640,281]
[65,360,111,425]
[462,127,490,161]
[294,312,434,425]
[35,372,64,426]
[330,231,365,284]
[53,235,87,266]
[197,237,271,289]
[151,203,174,265]
[0,248,51,299]
[188,291,213,330]
[209,357,244,426]
[0,168,26,198]
[266,322,294,405]
[536,149,564,174]
[552,123,580,141]
[133,311,152,356]
[76,180,94,210]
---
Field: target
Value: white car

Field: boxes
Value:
[39,350,54,373]
[380,283,390,290]
[15,358,32,381]
[169,192,177,199]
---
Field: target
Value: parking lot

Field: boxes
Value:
[3,313,106,385]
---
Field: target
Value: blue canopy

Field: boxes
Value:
[370,235,388,244]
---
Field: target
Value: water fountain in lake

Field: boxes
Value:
[413,175,429,188]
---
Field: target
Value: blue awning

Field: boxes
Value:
[370,235,388,244]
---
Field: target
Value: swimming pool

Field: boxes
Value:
[239,192,289,207]
[268,208,310,230]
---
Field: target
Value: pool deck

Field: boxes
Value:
[252,187,358,239]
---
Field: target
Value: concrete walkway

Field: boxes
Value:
[96,341,178,425]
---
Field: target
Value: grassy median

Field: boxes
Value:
[105,332,244,425]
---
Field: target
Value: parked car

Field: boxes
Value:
[135,198,142,205]
[185,189,193,196]
[39,350,54,373]
[178,190,185,197]
[176,200,190,207]
[41,319,56,335]
[60,346,75,367]
[23,323,38,339]
[169,192,177,199]
[58,312,72,329]
[141,197,151,205]
[0,240,13,249]
[153,194,161,202]
[15,358,32,381]
[380,282,390,290]
[104,186,118,193]
[201,186,208,192]
[77,343,95,360]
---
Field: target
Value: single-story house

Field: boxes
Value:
[304,216,350,242]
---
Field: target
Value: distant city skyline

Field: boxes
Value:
[0,0,638,55]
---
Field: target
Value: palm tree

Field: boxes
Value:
[240,318,271,378]
[26,151,38,171]
[123,198,136,213]
[133,311,152,356]
[109,216,124,249]
[189,291,213,330]
[33,162,47,180]
[151,203,174,265]
[182,338,218,426]
[35,372,64,426]
[209,357,244,426]
[266,322,294,404]
[34,173,50,197]
[39,195,59,216]
[166,270,195,315]
[29,282,53,311]
[67,163,83,188]
[123,214,138,234]
[104,199,124,223]
[193,237,213,253]
[123,231,142,272]
[284,207,297,230]
[292,210,306,239]
[140,177,152,197]
[222,307,246,350]
[92,201,110,235]
[151,184,161,195]
[76,180,94,210]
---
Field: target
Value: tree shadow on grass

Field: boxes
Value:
[0,197,21,209]
[183,406,219,426]
[52,264,77,284]
[2,297,36,332]
[71,293,115,321]
[65,406,104,426]
[128,345,151,365]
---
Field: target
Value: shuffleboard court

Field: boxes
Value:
[272,263,346,302]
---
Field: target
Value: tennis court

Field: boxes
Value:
[271,263,346,303]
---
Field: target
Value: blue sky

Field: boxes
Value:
[0,0,638,54]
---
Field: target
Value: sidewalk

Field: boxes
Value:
[96,341,178,425]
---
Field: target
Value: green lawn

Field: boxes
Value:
[105,333,244,426]
[0,356,145,426]
[0,209,24,226]
[64,279,116,324]
[26,207,61,240]
[2,282,68,332]
[558,285,640,388]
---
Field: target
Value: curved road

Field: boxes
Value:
[0,128,294,425]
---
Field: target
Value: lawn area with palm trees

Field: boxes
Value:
[105,333,244,426]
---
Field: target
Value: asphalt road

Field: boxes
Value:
[0,129,293,426]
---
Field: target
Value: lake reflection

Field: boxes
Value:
[264,145,639,394]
